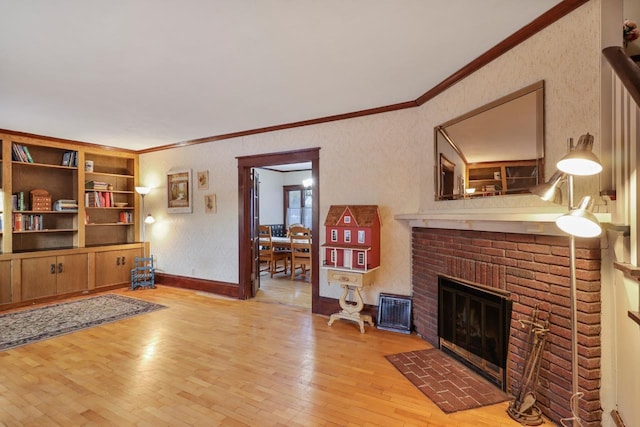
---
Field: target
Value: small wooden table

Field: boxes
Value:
[327,268,378,333]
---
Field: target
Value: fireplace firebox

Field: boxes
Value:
[438,274,512,390]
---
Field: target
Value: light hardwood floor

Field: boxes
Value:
[255,273,312,309]
[0,285,553,426]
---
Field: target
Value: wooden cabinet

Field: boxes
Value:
[95,248,141,287]
[466,160,539,196]
[0,131,143,307]
[0,261,11,304]
[21,253,88,300]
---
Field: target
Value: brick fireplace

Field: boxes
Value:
[411,227,602,426]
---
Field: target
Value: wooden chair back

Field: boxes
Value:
[290,226,312,280]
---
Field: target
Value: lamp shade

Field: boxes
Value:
[144,214,156,224]
[557,151,603,176]
[555,196,602,237]
[530,170,565,204]
[556,133,603,176]
[135,186,151,195]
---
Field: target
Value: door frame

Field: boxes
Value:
[237,148,320,311]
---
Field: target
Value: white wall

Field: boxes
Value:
[139,2,635,424]
[256,168,283,225]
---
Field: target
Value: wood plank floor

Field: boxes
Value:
[0,285,553,426]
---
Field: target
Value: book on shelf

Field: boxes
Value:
[61,151,72,166]
[12,192,27,211]
[85,180,109,190]
[85,191,113,208]
[11,143,32,163]
[53,199,78,211]
[12,213,22,231]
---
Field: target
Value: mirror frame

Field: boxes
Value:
[434,80,545,200]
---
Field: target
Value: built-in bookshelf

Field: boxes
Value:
[84,152,136,246]
[0,132,143,308]
[11,143,78,252]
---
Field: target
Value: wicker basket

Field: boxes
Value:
[30,189,51,211]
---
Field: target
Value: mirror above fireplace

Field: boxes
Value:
[434,81,545,200]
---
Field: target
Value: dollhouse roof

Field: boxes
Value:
[324,205,381,227]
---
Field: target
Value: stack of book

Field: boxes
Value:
[61,151,78,167]
[13,213,44,231]
[85,191,114,208]
[12,192,27,211]
[53,199,78,212]
[85,181,109,190]
[11,144,33,163]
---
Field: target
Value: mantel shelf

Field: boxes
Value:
[395,208,611,237]
[629,311,640,327]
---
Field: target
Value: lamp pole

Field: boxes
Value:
[567,174,580,427]
[135,186,151,257]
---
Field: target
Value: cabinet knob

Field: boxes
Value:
[50,264,55,274]
[58,263,63,273]
[116,257,120,266]
[122,256,125,265]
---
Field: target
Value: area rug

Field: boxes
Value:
[0,294,166,351]
[386,348,509,414]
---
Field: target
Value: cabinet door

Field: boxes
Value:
[21,256,57,300]
[95,248,142,287]
[56,254,89,294]
[0,261,12,304]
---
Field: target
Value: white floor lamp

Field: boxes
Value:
[531,133,602,427]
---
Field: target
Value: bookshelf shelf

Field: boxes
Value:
[86,223,134,226]
[13,161,78,171]
[13,228,76,234]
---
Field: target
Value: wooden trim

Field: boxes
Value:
[238,148,320,309]
[415,0,589,105]
[629,311,640,327]
[155,272,240,298]
[0,128,138,154]
[0,283,126,313]
[602,46,640,108]
[137,1,586,155]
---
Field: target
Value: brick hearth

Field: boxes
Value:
[411,228,602,426]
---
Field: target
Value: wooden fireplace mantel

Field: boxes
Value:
[396,207,611,237]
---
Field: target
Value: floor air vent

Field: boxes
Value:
[377,293,412,334]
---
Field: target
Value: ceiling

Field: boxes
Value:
[0,1,565,152]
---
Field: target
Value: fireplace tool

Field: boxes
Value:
[507,305,550,426]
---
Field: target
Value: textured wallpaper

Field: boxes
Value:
[140,1,604,304]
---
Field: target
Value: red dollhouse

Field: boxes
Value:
[322,205,381,271]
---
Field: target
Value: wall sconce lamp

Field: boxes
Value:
[533,133,601,427]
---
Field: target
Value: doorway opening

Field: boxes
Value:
[237,148,320,312]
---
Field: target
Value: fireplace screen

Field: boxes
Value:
[438,275,512,389]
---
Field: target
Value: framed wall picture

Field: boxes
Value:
[205,194,216,213]
[197,170,209,190]
[167,169,193,213]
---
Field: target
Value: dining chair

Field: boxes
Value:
[259,225,290,277]
[290,225,312,281]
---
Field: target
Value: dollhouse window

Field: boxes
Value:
[344,216,351,224]
[330,249,337,263]
[357,230,365,244]
[344,230,351,243]
[357,252,365,265]
[331,229,338,242]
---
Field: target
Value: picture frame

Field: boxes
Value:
[167,169,193,213]
[205,194,216,213]
[197,170,209,190]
